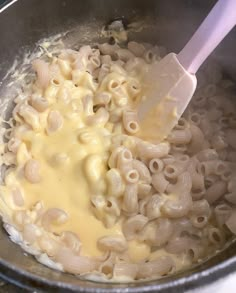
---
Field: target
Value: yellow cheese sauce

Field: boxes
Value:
[127,240,151,262]
[5,98,125,257]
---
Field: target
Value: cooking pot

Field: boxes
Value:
[0,0,236,291]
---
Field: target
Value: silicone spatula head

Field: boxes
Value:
[137,0,236,143]
[137,53,196,143]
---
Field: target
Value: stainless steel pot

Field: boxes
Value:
[0,0,236,291]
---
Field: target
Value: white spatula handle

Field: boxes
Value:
[178,0,236,74]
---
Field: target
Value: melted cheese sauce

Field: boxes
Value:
[127,240,151,262]
[12,96,127,256]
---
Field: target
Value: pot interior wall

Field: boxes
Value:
[0,0,236,292]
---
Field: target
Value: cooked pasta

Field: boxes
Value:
[0,37,235,283]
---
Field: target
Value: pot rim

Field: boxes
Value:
[0,0,18,13]
[0,252,235,292]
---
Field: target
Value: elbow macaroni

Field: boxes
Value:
[1,39,236,282]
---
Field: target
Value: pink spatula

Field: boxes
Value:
[138,0,236,143]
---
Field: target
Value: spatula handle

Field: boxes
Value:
[177,0,236,74]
